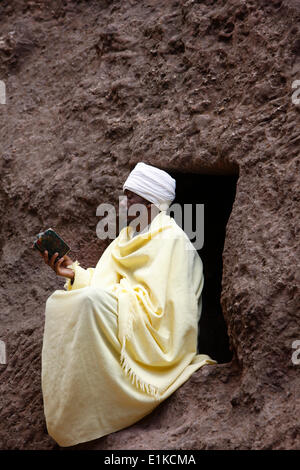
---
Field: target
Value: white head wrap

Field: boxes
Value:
[123,162,176,211]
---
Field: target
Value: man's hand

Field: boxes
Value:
[38,250,75,280]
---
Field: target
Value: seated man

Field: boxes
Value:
[39,162,216,447]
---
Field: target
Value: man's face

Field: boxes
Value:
[123,189,151,222]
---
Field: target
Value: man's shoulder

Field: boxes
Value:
[160,214,197,252]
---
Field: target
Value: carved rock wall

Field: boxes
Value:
[0,0,299,449]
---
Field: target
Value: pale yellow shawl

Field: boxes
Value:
[64,211,214,397]
[42,211,215,446]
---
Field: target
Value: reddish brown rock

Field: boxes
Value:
[0,0,299,450]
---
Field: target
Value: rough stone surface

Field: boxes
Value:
[0,0,299,450]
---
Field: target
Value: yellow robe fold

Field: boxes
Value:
[42,211,216,447]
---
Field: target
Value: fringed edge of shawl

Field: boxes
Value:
[120,339,160,398]
[118,280,160,398]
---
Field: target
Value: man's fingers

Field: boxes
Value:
[50,253,58,269]
[55,256,64,273]
[43,250,49,264]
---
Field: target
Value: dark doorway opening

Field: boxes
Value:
[168,172,238,364]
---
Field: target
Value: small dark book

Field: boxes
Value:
[33,228,70,263]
